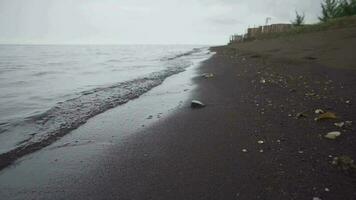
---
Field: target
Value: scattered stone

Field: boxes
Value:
[260,78,266,84]
[257,140,264,144]
[147,115,153,119]
[202,73,214,78]
[334,122,345,128]
[313,197,322,200]
[324,188,330,192]
[346,100,351,105]
[314,109,324,114]
[298,150,304,154]
[345,121,353,127]
[259,149,264,153]
[324,131,341,140]
[242,149,248,153]
[191,100,206,108]
[296,111,308,119]
[315,112,337,121]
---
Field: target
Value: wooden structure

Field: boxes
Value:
[229,23,293,44]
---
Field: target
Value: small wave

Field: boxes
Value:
[32,71,62,77]
[107,59,121,63]
[0,47,212,170]
[160,48,203,61]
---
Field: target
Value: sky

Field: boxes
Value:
[0,0,323,45]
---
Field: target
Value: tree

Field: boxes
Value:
[319,0,356,22]
[319,0,339,22]
[337,0,356,16]
[292,11,305,26]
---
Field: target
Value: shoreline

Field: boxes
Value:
[0,47,212,171]
[1,26,356,199]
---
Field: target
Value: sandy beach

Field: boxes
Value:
[1,25,356,199]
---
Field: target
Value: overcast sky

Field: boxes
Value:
[0,0,323,45]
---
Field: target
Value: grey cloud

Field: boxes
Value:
[0,0,323,45]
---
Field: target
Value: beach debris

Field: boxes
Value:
[332,156,356,172]
[314,109,324,114]
[334,122,345,128]
[242,149,248,153]
[296,111,308,119]
[257,140,264,144]
[202,73,214,78]
[315,112,337,121]
[324,131,341,140]
[191,100,206,108]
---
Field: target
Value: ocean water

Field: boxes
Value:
[0,45,213,156]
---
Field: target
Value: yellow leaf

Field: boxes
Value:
[316,112,337,121]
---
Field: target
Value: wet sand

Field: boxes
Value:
[1,27,356,199]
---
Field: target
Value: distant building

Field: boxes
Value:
[228,23,293,44]
[229,34,244,43]
[262,24,292,34]
[247,26,263,39]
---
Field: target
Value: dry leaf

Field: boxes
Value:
[315,112,337,121]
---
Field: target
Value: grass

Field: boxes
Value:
[245,15,356,41]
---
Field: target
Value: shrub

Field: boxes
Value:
[292,11,305,26]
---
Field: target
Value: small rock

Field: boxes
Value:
[315,109,324,114]
[202,73,214,78]
[296,111,308,119]
[313,197,322,200]
[324,188,330,192]
[259,149,264,153]
[242,149,248,153]
[257,140,264,144]
[334,122,345,128]
[324,131,341,140]
[191,100,206,108]
[298,150,304,154]
[345,121,353,127]
[346,100,351,104]
[260,78,266,84]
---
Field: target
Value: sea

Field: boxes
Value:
[0,45,213,156]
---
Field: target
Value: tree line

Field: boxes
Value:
[293,0,356,26]
[319,0,356,22]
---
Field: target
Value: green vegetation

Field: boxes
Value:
[319,0,356,22]
[251,15,356,40]
[292,11,305,26]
